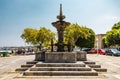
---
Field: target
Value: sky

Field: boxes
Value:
[0,0,120,47]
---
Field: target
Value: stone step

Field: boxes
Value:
[93,68,107,72]
[30,67,92,71]
[21,64,34,68]
[15,67,28,72]
[88,64,101,68]
[36,63,85,67]
[84,61,96,64]
[24,71,98,76]
[26,61,38,64]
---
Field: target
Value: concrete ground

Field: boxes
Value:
[0,54,120,80]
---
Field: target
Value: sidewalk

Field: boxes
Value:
[0,54,120,80]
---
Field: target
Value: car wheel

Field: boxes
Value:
[111,54,114,56]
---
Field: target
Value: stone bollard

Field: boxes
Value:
[77,51,87,61]
[35,51,45,61]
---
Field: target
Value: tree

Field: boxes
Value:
[104,21,120,47]
[36,27,55,48]
[75,28,95,48]
[21,27,55,49]
[104,29,120,46]
[102,37,108,48]
[64,23,95,48]
[21,28,38,45]
[112,21,120,29]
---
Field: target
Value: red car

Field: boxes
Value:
[88,49,97,54]
[88,49,107,55]
[98,49,107,55]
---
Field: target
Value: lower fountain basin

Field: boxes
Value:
[45,52,76,63]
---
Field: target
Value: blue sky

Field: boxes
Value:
[0,0,120,47]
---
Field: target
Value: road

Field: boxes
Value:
[0,54,120,80]
[87,54,120,80]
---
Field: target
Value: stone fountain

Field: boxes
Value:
[15,4,107,76]
[52,4,70,52]
[35,4,86,63]
[44,4,77,63]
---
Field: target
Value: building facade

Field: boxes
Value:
[94,34,105,49]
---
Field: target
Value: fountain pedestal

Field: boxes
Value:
[35,51,45,61]
[35,51,87,62]
[45,52,76,63]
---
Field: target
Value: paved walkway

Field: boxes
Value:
[0,54,120,80]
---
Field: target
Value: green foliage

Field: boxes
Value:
[37,27,55,46]
[64,23,95,47]
[75,28,95,48]
[21,27,55,47]
[104,21,120,47]
[112,21,120,29]
[102,37,108,48]
[104,29,120,46]
[21,28,38,45]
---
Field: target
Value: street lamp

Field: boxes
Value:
[96,38,99,55]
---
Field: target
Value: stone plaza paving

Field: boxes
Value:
[0,54,120,80]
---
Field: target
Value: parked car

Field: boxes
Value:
[0,49,12,53]
[81,48,91,53]
[25,51,35,55]
[16,49,23,54]
[98,49,107,55]
[106,48,120,56]
[116,47,120,51]
[73,47,80,52]
[88,48,107,55]
[88,49,97,54]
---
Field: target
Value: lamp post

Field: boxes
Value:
[96,38,99,55]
